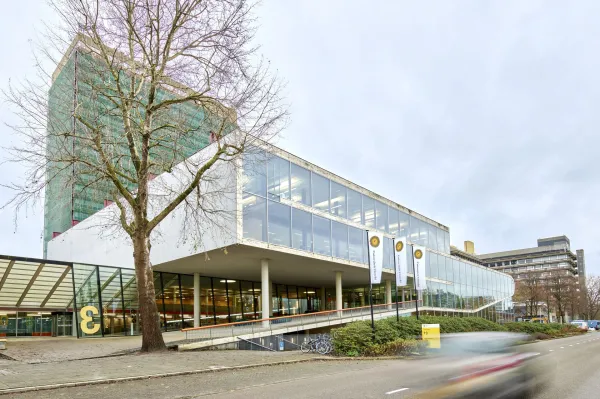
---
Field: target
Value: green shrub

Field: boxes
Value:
[331,316,585,357]
[505,322,586,337]
[332,316,506,356]
[362,338,423,357]
[331,320,374,356]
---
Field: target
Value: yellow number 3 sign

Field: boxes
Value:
[80,305,101,334]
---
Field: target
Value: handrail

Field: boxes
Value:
[181,300,417,332]
[236,337,275,351]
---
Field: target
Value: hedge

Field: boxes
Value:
[331,316,585,357]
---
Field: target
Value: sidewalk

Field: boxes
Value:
[0,348,319,393]
[0,331,185,363]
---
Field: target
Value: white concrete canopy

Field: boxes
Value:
[152,243,395,288]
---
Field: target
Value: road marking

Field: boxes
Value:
[560,347,564,349]
[569,345,573,347]
[549,350,554,352]
[386,388,409,395]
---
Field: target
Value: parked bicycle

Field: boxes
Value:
[301,333,333,355]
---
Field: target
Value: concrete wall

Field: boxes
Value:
[47,142,239,268]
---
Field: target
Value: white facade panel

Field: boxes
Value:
[47,142,239,268]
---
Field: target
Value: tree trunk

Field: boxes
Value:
[133,233,166,352]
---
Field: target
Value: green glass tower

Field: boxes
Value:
[44,39,221,257]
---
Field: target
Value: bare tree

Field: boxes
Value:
[546,272,578,323]
[514,273,545,318]
[3,0,287,351]
[584,276,600,320]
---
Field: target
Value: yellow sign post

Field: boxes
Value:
[421,323,440,349]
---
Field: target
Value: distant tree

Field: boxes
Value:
[584,276,600,320]
[514,272,545,317]
[3,0,288,352]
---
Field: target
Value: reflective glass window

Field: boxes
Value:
[227,281,243,322]
[312,173,330,212]
[242,194,267,241]
[409,216,420,244]
[268,200,290,247]
[290,163,311,205]
[330,181,347,218]
[267,155,290,201]
[389,208,399,235]
[288,286,299,315]
[428,224,438,251]
[437,228,445,253]
[332,221,349,259]
[348,226,363,263]
[347,188,362,224]
[363,196,375,228]
[419,220,429,247]
[453,259,461,282]
[445,256,453,281]
[161,273,183,330]
[242,149,267,197]
[444,231,450,253]
[399,211,410,239]
[179,274,194,329]
[383,237,393,269]
[200,277,214,326]
[313,215,331,256]
[212,279,229,324]
[292,208,312,251]
[240,281,257,320]
[375,201,388,232]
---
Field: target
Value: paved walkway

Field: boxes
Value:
[1,332,185,363]
[0,348,317,392]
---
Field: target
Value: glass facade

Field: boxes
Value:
[69,263,323,336]
[242,151,451,262]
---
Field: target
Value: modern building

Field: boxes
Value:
[0,141,507,338]
[477,236,581,282]
[42,35,224,257]
[2,36,516,339]
[467,236,585,321]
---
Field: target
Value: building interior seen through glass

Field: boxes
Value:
[15,250,513,339]
[242,149,451,262]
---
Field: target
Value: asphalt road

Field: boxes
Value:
[5,331,600,399]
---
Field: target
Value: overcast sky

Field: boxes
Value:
[0,1,599,273]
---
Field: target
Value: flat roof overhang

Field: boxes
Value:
[153,241,396,288]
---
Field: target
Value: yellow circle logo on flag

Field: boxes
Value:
[395,241,404,252]
[370,236,380,248]
[414,249,423,259]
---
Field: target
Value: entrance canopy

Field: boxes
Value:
[0,256,74,310]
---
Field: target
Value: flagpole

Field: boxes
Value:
[366,231,375,340]
[411,244,420,320]
[393,238,400,323]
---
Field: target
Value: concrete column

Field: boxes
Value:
[268,278,274,317]
[72,311,77,337]
[261,259,270,322]
[335,271,343,311]
[320,286,326,311]
[360,293,365,307]
[193,273,200,328]
[386,280,392,310]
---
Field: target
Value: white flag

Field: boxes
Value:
[367,231,383,284]
[394,238,408,287]
[412,245,427,290]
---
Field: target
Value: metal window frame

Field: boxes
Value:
[119,269,126,336]
[95,265,105,337]
[177,274,184,327]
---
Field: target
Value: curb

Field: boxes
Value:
[0,356,326,395]
[0,355,418,395]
